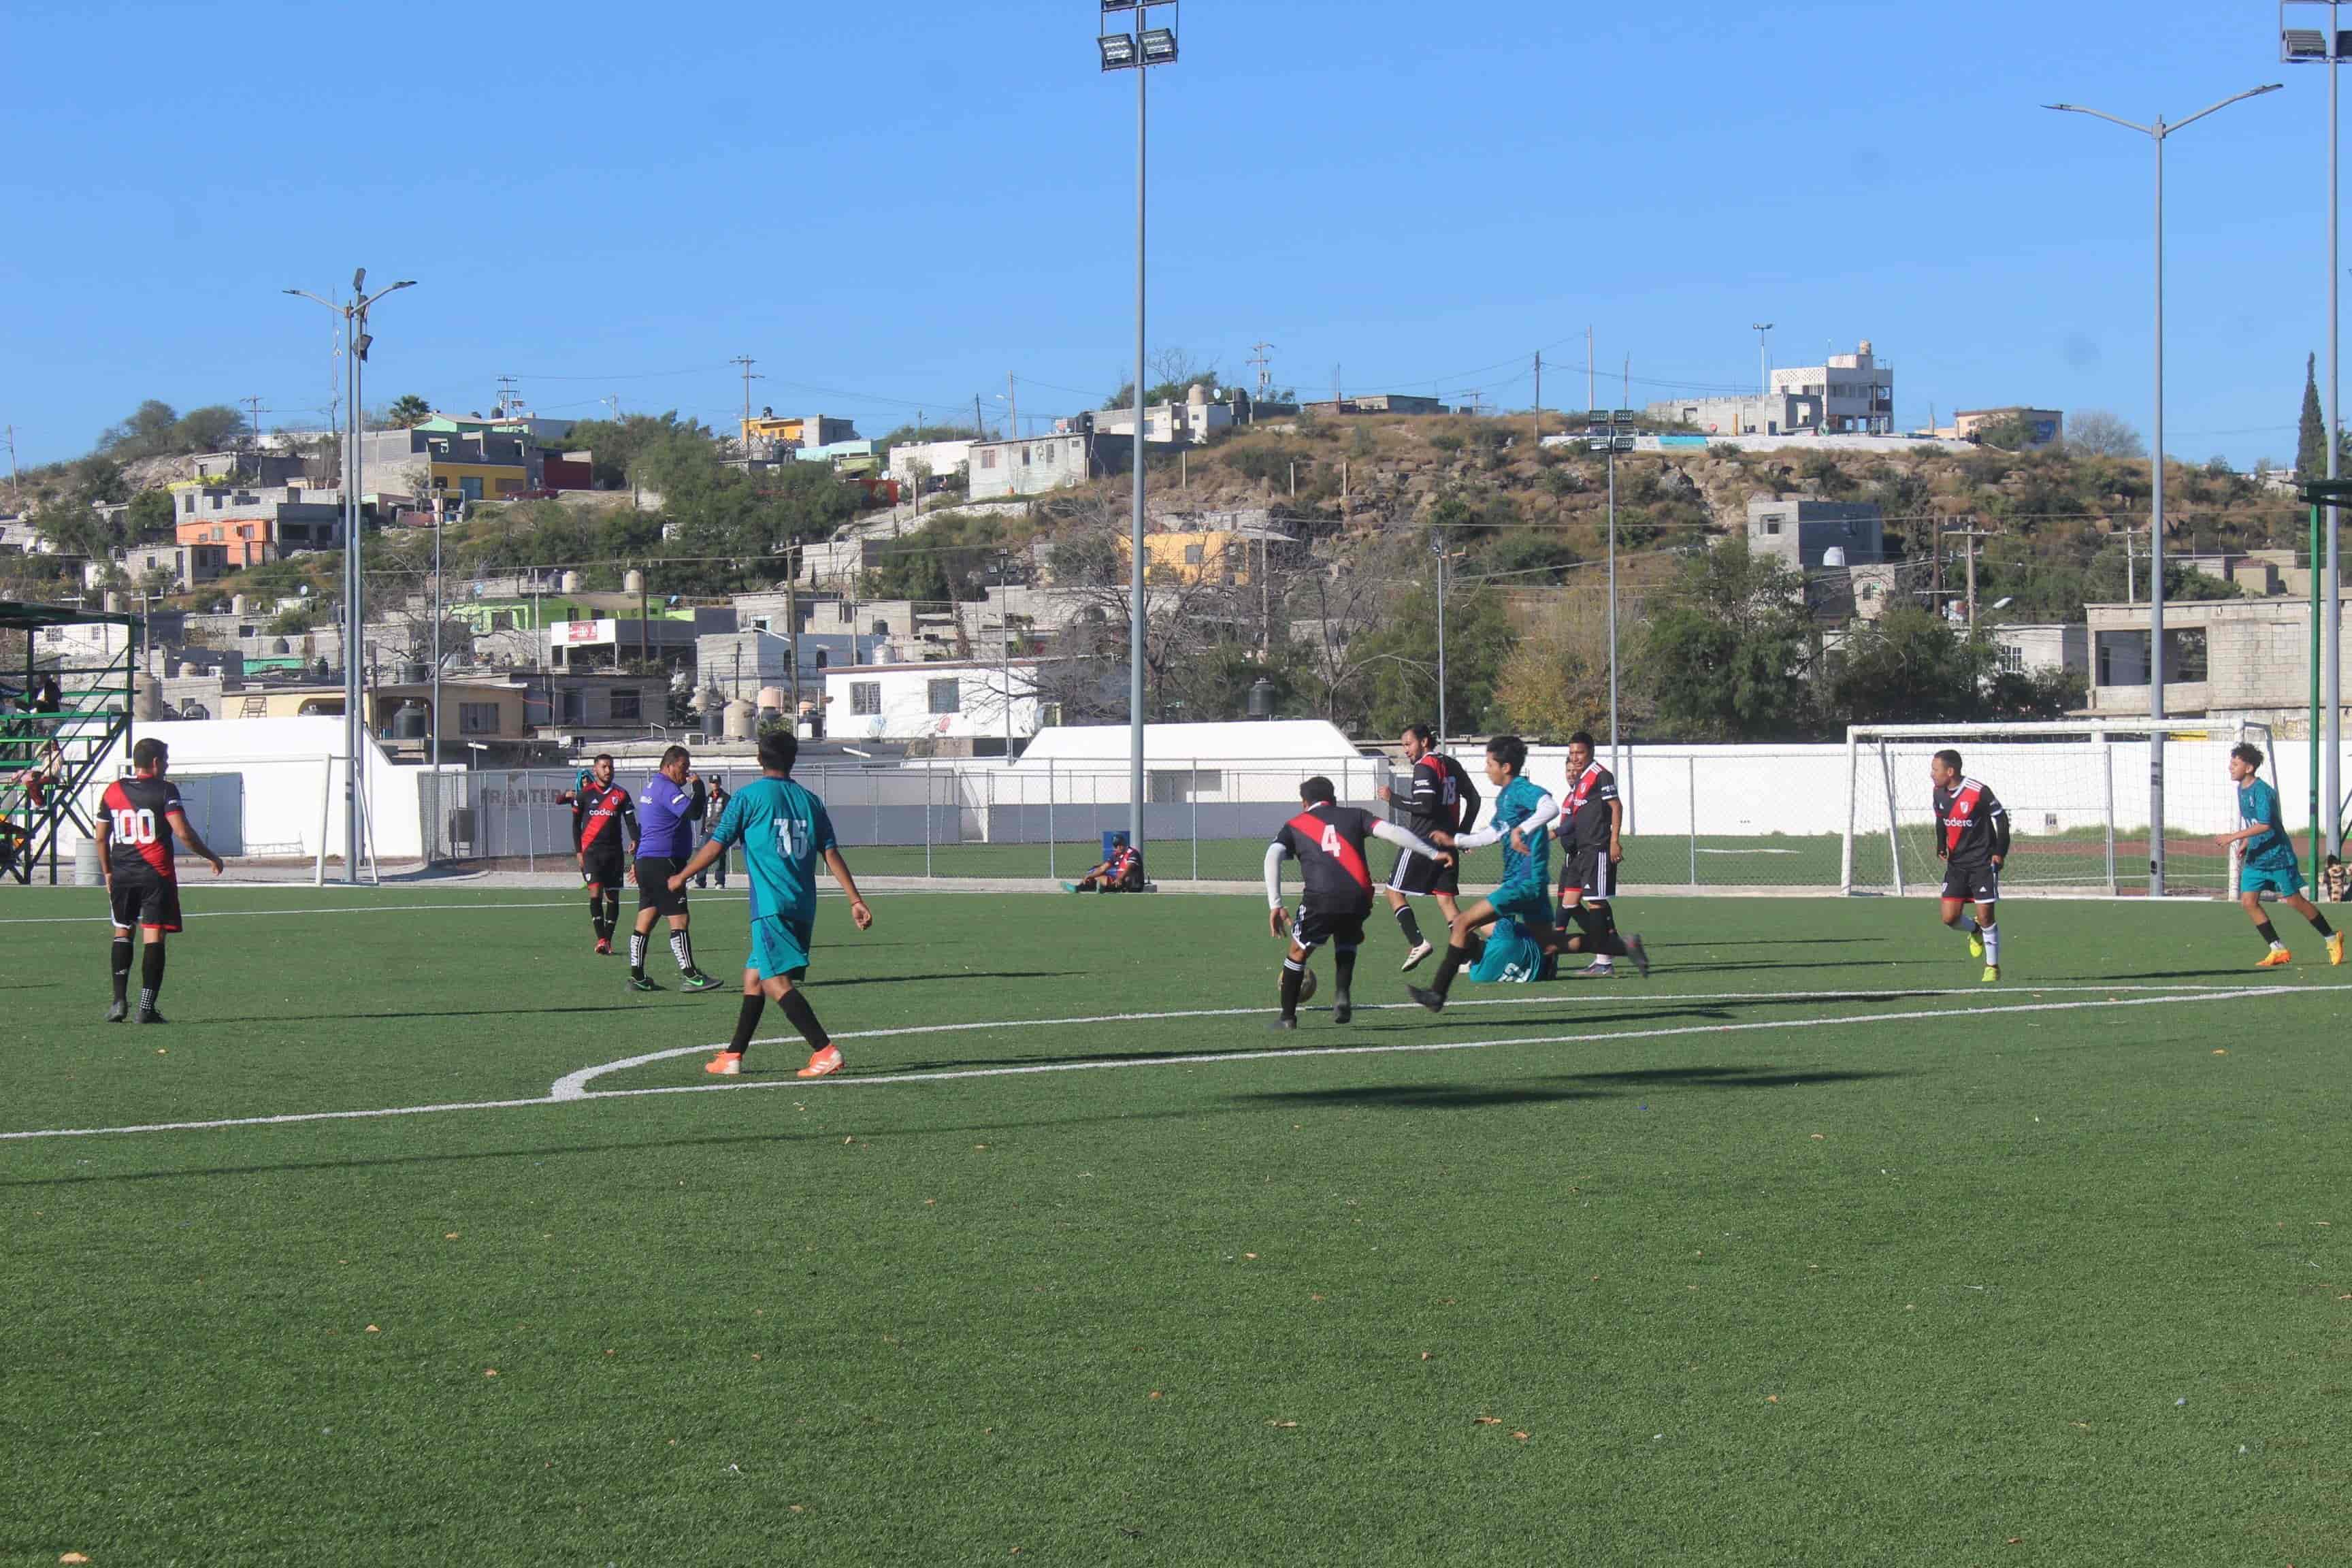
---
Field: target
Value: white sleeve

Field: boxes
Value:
[1454,791,1558,851]
[1263,840,1290,909]
[1518,793,1561,835]
[1370,820,1441,860]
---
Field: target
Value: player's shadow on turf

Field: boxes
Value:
[1232,1064,1907,1111]
[2104,968,2289,981]
[830,969,1083,987]
[1649,938,1880,950]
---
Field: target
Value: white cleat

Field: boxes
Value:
[1401,940,1435,973]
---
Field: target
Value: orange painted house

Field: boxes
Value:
[177,513,277,568]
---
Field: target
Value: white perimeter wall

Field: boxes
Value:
[61,717,434,862]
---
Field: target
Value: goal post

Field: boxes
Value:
[1840,720,2278,898]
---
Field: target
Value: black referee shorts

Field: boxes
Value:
[636,857,688,917]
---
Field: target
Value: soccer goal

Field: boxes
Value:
[1840,721,2277,898]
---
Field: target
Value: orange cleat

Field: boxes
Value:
[2329,932,2345,967]
[2256,948,2293,968]
[704,1051,743,1075]
[796,1045,845,1079]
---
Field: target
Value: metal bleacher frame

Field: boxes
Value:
[0,600,141,886]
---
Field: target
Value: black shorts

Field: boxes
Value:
[636,857,687,917]
[581,844,625,889]
[1388,844,1459,897]
[1942,860,1999,904]
[1559,845,1616,900]
[1294,899,1370,954]
[110,876,182,934]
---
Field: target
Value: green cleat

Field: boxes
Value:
[627,975,662,994]
[1967,930,1985,960]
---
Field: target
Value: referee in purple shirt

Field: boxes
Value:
[626,745,722,994]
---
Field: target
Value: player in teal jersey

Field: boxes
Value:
[1408,735,1646,1011]
[669,730,875,1077]
[2213,742,2342,969]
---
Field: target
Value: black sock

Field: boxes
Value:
[1581,930,1629,957]
[2256,919,2281,947]
[728,993,764,1055]
[670,928,693,974]
[1333,945,1357,998]
[1394,904,1424,948]
[110,936,132,1004]
[629,931,648,977]
[588,892,607,940]
[603,890,621,934]
[2311,910,2336,938]
[1278,957,1305,1019]
[778,988,830,1050]
[139,941,165,1012]
[1431,942,1472,997]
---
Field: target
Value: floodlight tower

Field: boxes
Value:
[1099,0,1177,858]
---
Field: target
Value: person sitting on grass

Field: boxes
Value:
[1064,837,1144,893]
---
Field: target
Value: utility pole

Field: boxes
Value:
[1587,326,1595,412]
[1943,524,1990,629]
[1249,341,1274,421]
[730,355,761,449]
[242,397,267,443]
[1532,352,1542,444]
[1433,533,1448,742]
[785,546,802,730]
[496,374,521,417]
[1007,373,1018,441]
[605,394,621,423]
[1332,363,1342,404]
[975,393,987,440]
[3,425,16,489]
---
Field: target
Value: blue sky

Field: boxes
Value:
[0,0,2337,470]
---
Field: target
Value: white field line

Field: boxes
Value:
[0,894,754,926]
[0,985,2284,1145]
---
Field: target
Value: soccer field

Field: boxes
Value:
[3,887,2347,1566]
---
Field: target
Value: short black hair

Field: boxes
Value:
[2232,741,2265,769]
[758,730,798,775]
[1568,730,1597,750]
[1933,748,1963,774]
[1401,723,1435,746]
[660,744,691,769]
[131,737,167,772]
[593,752,614,766]
[1300,776,1337,805]
[1486,734,1528,775]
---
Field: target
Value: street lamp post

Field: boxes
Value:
[2285,5,2345,858]
[284,270,416,883]
[1100,0,1177,860]
[2046,84,2279,896]
[1432,535,1448,742]
[1586,412,1639,783]
[1751,323,1774,397]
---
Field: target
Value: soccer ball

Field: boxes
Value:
[1296,967,1318,1003]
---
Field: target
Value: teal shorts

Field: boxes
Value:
[749,914,813,980]
[2240,861,2305,899]
[1489,878,1556,926]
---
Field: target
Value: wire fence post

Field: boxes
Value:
[1190,757,1199,881]
[1687,754,1698,887]
[1047,760,1057,880]
[924,760,934,879]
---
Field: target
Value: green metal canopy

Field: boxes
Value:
[0,600,142,632]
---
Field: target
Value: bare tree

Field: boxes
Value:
[2067,409,2146,459]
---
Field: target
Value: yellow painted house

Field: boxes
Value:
[1124,529,1267,587]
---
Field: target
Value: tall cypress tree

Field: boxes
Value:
[2299,352,2328,476]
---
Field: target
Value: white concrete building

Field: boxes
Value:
[885,438,976,490]
[1769,340,1895,434]
[1992,623,2089,679]
[825,658,1047,742]
[968,434,1123,501]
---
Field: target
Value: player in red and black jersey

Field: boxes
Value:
[1376,722,1480,972]
[1263,776,1451,1030]
[1929,749,2010,983]
[95,737,224,1023]
[1553,731,1626,976]
[557,753,638,953]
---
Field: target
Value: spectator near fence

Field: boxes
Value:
[694,777,732,889]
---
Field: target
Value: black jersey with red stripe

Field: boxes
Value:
[101,776,184,883]
[572,782,637,855]
[1557,762,1620,851]
[1275,803,1380,907]
[1394,752,1477,840]
[1931,777,2010,867]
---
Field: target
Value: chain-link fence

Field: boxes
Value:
[417,753,1891,891]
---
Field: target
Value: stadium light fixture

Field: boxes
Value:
[1096,0,1179,861]
[2283,0,2347,860]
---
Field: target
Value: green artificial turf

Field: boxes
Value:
[2,886,2348,1565]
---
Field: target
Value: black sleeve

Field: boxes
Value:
[1452,762,1480,831]
[687,779,708,823]
[1273,823,1296,859]
[1987,792,2012,861]
[1407,764,1440,817]
[617,791,640,847]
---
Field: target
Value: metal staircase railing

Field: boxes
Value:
[1,641,137,886]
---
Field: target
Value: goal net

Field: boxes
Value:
[1841,721,2278,898]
